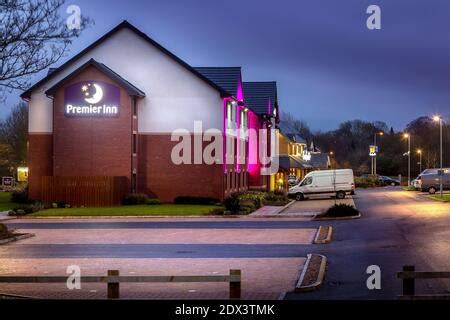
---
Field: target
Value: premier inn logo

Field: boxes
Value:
[64,81,120,117]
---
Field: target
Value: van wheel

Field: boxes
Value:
[429,187,436,194]
[336,191,346,199]
[295,193,304,201]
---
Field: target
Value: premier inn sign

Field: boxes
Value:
[64,81,120,117]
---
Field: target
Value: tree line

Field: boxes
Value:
[282,112,449,177]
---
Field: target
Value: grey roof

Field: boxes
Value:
[309,153,330,169]
[45,59,146,97]
[277,155,313,170]
[278,121,307,144]
[243,81,277,115]
[193,67,241,97]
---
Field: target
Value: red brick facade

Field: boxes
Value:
[138,134,224,202]
[52,66,133,184]
[28,134,53,200]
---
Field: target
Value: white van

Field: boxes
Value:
[288,169,355,201]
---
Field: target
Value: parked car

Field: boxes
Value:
[420,168,450,175]
[288,169,355,201]
[412,168,450,190]
[378,175,400,186]
[412,177,420,189]
[287,175,299,186]
[419,173,450,194]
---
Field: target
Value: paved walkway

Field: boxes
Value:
[1,217,317,299]
[0,211,12,221]
[281,197,355,216]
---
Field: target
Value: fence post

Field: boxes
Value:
[107,270,120,299]
[403,265,415,296]
[229,269,241,299]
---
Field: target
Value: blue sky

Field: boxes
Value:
[2,0,450,130]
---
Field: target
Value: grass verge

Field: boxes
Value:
[428,194,450,202]
[31,204,223,216]
[0,192,20,212]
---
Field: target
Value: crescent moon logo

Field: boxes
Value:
[84,83,103,104]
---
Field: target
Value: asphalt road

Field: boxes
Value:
[286,186,450,299]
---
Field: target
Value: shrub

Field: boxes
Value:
[223,193,240,213]
[263,191,289,203]
[324,203,359,217]
[209,208,225,215]
[173,196,220,205]
[240,202,256,212]
[146,198,161,205]
[238,191,265,208]
[122,193,149,205]
[9,205,34,215]
[354,176,382,188]
[11,188,30,204]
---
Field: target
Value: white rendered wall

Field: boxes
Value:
[27,28,223,133]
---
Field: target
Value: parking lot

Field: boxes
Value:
[280,197,355,216]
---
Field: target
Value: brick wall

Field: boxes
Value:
[138,134,224,202]
[52,66,132,189]
[28,134,53,200]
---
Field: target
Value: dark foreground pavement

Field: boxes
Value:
[285,187,450,299]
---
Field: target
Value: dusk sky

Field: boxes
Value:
[2,0,450,131]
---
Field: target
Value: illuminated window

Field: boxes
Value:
[133,99,137,116]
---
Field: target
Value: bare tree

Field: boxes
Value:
[0,0,91,96]
[0,102,28,176]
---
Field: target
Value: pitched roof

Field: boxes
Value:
[277,155,313,170]
[45,59,145,97]
[278,120,307,144]
[21,20,229,99]
[309,153,330,169]
[242,81,277,115]
[193,67,241,97]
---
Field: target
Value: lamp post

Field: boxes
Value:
[433,115,443,198]
[404,133,411,186]
[373,132,383,175]
[417,149,422,175]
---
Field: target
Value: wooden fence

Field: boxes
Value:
[41,176,128,207]
[398,265,450,299]
[0,269,241,299]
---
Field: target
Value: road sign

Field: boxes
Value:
[1,176,15,187]
[369,145,377,157]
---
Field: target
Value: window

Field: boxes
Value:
[301,177,313,186]
[133,99,137,116]
[226,101,236,129]
[132,133,137,154]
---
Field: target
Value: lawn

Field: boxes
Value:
[0,192,19,212]
[428,194,450,202]
[32,204,223,216]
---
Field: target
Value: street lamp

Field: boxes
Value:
[417,149,422,174]
[433,115,443,198]
[404,133,411,186]
[373,131,384,175]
